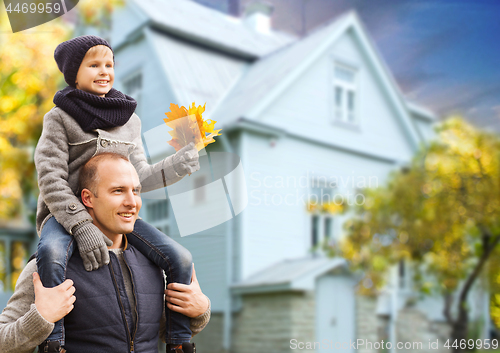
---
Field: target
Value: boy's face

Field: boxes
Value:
[75,46,114,97]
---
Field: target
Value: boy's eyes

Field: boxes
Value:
[89,64,113,68]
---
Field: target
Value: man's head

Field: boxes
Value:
[79,153,142,244]
[54,35,115,95]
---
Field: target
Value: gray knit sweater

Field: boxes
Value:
[0,259,211,353]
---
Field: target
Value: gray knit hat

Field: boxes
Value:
[54,35,114,87]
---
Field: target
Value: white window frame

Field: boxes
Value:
[332,62,358,125]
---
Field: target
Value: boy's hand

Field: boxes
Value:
[33,272,76,323]
[73,222,113,271]
[172,142,200,176]
[165,264,209,318]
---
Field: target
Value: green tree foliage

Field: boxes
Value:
[337,117,500,352]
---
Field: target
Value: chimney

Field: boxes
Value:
[243,1,274,34]
[228,0,240,16]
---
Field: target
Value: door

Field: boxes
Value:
[316,274,355,352]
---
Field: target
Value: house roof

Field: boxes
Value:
[231,256,347,294]
[146,27,247,114]
[132,0,296,59]
[206,11,350,126]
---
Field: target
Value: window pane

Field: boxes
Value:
[147,200,169,222]
[324,217,332,239]
[335,86,343,120]
[311,216,319,247]
[347,91,356,122]
[0,241,5,292]
[11,241,28,291]
[335,66,355,83]
[335,86,343,107]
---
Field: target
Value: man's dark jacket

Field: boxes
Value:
[64,238,164,353]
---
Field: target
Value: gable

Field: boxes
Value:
[262,28,416,161]
[210,11,424,162]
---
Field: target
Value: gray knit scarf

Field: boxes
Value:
[53,86,137,132]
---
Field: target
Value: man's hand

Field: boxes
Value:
[33,272,76,323]
[165,264,209,318]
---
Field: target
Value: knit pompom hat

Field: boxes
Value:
[54,35,114,87]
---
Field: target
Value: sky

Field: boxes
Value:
[234,0,500,131]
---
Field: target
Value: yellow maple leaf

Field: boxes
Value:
[164,102,222,152]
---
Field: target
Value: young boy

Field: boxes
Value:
[34,35,200,353]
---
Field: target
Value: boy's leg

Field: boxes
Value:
[127,219,193,345]
[36,216,75,347]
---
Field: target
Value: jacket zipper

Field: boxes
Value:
[109,260,134,352]
[122,253,139,352]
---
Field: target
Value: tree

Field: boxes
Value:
[0,10,69,222]
[0,0,123,223]
[337,117,500,352]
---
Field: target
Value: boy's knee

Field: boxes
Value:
[37,242,68,267]
[177,246,193,273]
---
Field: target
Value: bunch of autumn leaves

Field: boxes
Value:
[163,102,221,153]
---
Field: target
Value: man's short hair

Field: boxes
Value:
[78,152,130,197]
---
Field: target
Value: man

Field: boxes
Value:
[0,153,210,353]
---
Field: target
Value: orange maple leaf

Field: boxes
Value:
[164,102,222,152]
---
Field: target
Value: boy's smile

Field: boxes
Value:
[75,45,115,97]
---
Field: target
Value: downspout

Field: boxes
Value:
[219,133,234,352]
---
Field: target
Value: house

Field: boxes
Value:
[66,0,490,352]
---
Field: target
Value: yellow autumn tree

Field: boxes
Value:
[0,0,123,222]
[336,117,500,352]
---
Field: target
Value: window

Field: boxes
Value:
[311,215,319,247]
[309,178,336,250]
[123,72,142,115]
[146,199,169,222]
[333,64,357,124]
[0,231,34,293]
[145,199,172,237]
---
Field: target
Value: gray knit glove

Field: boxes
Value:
[172,142,200,176]
[72,222,113,271]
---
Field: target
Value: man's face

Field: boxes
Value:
[75,45,115,97]
[85,159,142,241]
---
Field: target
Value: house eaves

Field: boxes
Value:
[406,101,438,122]
[223,118,405,164]
[231,257,347,295]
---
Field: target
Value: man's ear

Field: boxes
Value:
[81,189,94,208]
